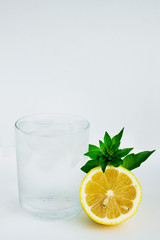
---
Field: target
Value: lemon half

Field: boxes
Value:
[80,166,142,225]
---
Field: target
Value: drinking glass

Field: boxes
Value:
[15,113,89,220]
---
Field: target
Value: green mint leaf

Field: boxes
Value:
[100,162,109,173]
[112,128,124,144]
[99,156,110,172]
[99,156,106,164]
[122,150,155,170]
[81,160,99,173]
[112,159,123,167]
[89,144,100,151]
[110,142,121,154]
[99,140,106,153]
[104,131,112,149]
[84,150,102,160]
[114,148,133,158]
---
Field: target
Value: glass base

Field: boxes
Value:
[20,198,82,221]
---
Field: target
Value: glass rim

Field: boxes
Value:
[15,113,90,137]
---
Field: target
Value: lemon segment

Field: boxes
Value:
[80,166,142,225]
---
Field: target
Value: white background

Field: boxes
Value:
[0,0,160,239]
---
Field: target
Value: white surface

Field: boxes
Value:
[0,148,160,240]
[0,0,160,239]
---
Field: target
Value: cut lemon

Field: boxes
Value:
[80,166,142,225]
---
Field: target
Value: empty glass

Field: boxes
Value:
[15,114,89,220]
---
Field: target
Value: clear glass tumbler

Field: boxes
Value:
[15,113,89,220]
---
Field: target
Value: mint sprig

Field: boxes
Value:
[81,128,155,173]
